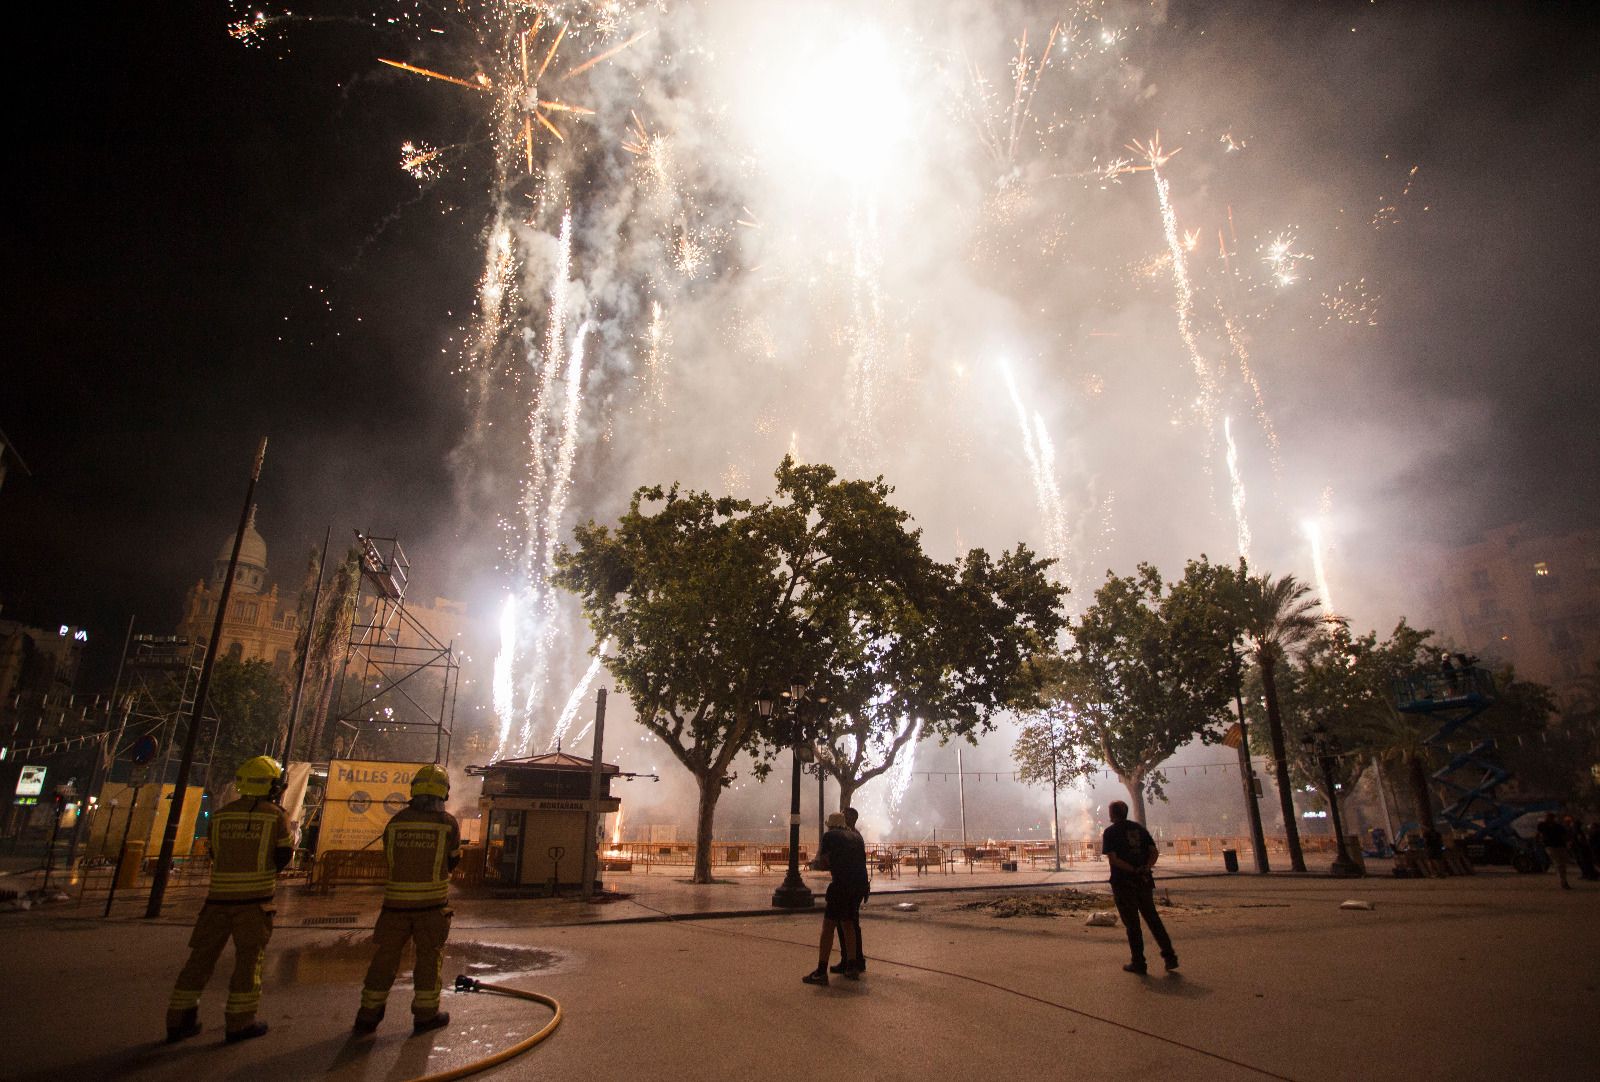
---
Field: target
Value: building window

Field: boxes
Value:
[227,642,244,661]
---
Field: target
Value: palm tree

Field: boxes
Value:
[1239,573,1321,872]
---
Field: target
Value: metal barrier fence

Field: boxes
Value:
[594,835,1335,874]
[21,834,1346,904]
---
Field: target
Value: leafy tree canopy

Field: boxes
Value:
[1014,558,1238,822]
[555,458,1066,878]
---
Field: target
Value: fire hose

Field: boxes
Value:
[400,975,563,1082]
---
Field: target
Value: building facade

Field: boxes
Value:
[1417,523,1600,698]
[175,509,301,676]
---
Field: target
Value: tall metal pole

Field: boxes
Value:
[1230,644,1271,873]
[281,527,330,764]
[771,701,814,909]
[104,779,141,917]
[817,763,826,852]
[146,438,266,918]
[1049,718,1062,872]
[957,743,968,849]
[1371,755,1396,850]
[581,688,607,900]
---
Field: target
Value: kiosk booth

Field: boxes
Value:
[469,752,619,893]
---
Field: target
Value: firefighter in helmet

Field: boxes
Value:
[353,763,462,1035]
[166,755,294,1044]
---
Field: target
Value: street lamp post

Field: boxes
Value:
[1303,723,1363,877]
[764,680,823,909]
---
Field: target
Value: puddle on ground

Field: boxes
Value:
[271,938,563,986]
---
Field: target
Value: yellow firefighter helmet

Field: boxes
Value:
[411,764,450,800]
[235,755,284,797]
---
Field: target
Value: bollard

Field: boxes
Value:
[117,841,146,889]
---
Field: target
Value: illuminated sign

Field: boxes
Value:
[16,765,47,797]
[56,625,88,642]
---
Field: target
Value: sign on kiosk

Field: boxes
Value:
[317,759,429,858]
[15,765,47,798]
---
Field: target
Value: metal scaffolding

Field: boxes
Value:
[331,533,459,766]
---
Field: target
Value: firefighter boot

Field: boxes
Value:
[353,1006,385,1034]
[412,1011,450,1035]
[165,1008,202,1044]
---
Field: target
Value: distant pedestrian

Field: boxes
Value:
[829,807,867,976]
[1535,812,1572,890]
[1563,815,1597,881]
[353,765,462,1034]
[1101,800,1177,974]
[804,812,868,986]
[165,756,293,1044]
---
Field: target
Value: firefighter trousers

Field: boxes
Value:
[358,906,452,1021]
[167,902,275,1033]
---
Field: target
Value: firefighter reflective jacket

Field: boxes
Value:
[381,804,462,909]
[207,796,292,902]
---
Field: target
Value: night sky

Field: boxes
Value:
[7,0,1600,695]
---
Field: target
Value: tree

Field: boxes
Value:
[293,549,360,761]
[1237,572,1321,871]
[555,458,1065,882]
[202,657,289,792]
[1014,560,1238,823]
[814,547,1066,813]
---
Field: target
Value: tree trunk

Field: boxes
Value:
[1260,657,1306,871]
[836,777,859,815]
[1406,751,1435,829]
[1118,772,1147,826]
[692,775,721,885]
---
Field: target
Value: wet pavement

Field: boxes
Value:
[4,870,1596,1081]
[30,855,1254,928]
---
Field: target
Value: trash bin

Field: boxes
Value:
[1222,848,1239,874]
[116,841,145,889]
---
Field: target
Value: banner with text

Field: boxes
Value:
[317,759,428,858]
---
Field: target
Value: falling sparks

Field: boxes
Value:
[1304,516,1337,619]
[1129,134,1220,433]
[239,5,1409,798]
[492,594,517,749]
[1223,416,1251,562]
[1372,164,1423,229]
[1003,362,1072,593]
[1321,279,1380,328]
[555,639,612,749]
[1261,231,1312,287]
[642,300,670,415]
[886,719,922,822]
[400,140,444,181]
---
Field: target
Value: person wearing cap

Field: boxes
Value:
[165,755,293,1044]
[803,811,869,986]
[353,763,462,1034]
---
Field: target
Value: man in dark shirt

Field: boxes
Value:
[1535,812,1571,889]
[828,806,868,976]
[804,812,868,986]
[1101,800,1177,974]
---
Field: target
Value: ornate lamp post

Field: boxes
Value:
[764,679,826,909]
[1302,722,1363,877]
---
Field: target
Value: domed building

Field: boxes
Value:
[176,507,301,675]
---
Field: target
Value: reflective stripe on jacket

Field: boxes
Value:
[382,805,462,909]
[207,797,290,902]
